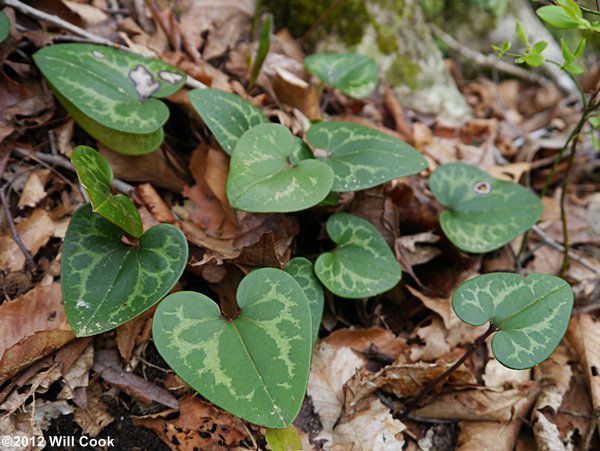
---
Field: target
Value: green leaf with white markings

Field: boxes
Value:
[305,53,378,99]
[452,273,573,369]
[34,43,185,154]
[315,213,401,298]
[71,145,143,237]
[285,257,324,345]
[430,162,543,253]
[0,11,10,44]
[153,268,312,428]
[227,123,334,212]
[306,122,428,192]
[61,204,188,337]
[188,88,268,155]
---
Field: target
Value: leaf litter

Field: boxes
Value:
[0,0,599,449]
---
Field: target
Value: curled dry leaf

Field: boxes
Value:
[273,67,320,121]
[0,282,74,385]
[73,377,114,437]
[0,209,67,272]
[115,306,156,362]
[414,382,539,422]
[134,395,249,450]
[17,168,51,209]
[92,349,178,409]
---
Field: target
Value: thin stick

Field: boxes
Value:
[401,322,497,417]
[0,189,36,270]
[13,147,134,194]
[1,0,207,90]
[531,225,600,276]
[431,25,549,86]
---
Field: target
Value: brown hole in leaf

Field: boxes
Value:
[592,366,598,376]
[473,181,492,195]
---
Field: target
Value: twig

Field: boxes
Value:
[1,0,207,90]
[401,322,498,417]
[0,189,36,270]
[13,147,134,194]
[582,406,600,451]
[531,225,600,276]
[431,25,549,86]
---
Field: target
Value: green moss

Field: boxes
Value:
[372,22,399,54]
[386,55,420,90]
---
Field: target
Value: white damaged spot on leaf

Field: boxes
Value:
[159,70,184,85]
[474,181,492,195]
[91,49,105,59]
[129,65,159,99]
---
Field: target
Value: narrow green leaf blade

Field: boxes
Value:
[249,14,272,89]
[71,145,143,237]
[226,123,334,212]
[305,53,378,99]
[307,122,428,192]
[430,162,543,253]
[61,204,188,336]
[188,88,268,155]
[285,257,324,344]
[0,11,10,44]
[315,213,401,298]
[153,268,312,428]
[452,273,573,369]
[33,43,185,133]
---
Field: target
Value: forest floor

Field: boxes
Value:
[1,1,600,450]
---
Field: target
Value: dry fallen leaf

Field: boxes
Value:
[134,395,249,450]
[73,377,114,437]
[0,282,74,385]
[17,168,50,209]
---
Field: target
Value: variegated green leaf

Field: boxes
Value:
[54,88,163,155]
[153,268,312,428]
[430,162,543,253]
[306,122,428,192]
[71,146,142,237]
[285,257,324,344]
[0,11,10,44]
[453,273,573,369]
[227,123,334,212]
[188,88,268,155]
[33,43,185,152]
[304,53,378,99]
[315,213,401,298]
[61,204,188,337]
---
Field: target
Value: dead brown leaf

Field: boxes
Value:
[273,67,320,121]
[0,282,74,385]
[17,168,50,209]
[116,306,156,362]
[134,395,249,450]
[73,377,114,437]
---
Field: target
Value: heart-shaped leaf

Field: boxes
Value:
[0,11,10,44]
[227,123,334,212]
[61,204,188,337]
[304,53,378,98]
[54,88,164,155]
[34,43,185,153]
[153,268,312,428]
[452,273,573,369]
[429,162,543,253]
[188,88,268,155]
[285,257,324,345]
[315,213,401,298]
[71,146,143,237]
[306,122,428,192]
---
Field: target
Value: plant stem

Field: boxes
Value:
[401,322,498,417]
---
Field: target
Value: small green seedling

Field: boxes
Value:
[34,43,186,155]
[304,52,378,99]
[188,88,268,155]
[315,213,401,298]
[152,268,312,428]
[285,257,325,345]
[452,273,574,369]
[0,11,10,43]
[307,121,428,192]
[429,162,543,253]
[71,146,142,237]
[227,123,334,212]
[61,148,187,336]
